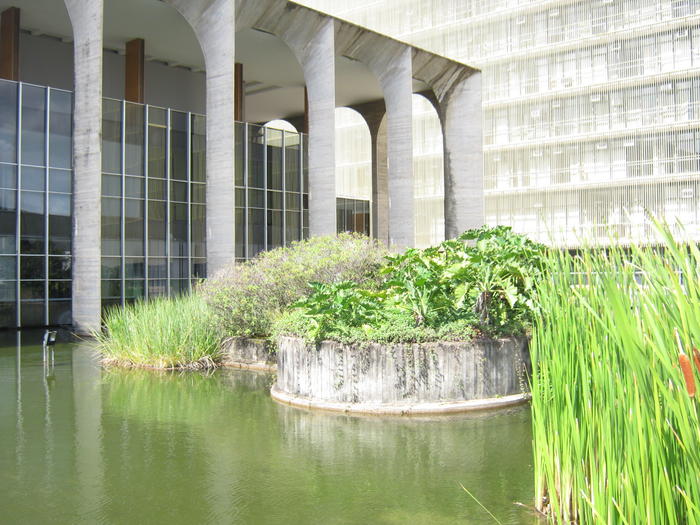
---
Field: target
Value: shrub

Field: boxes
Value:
[94,293,222,369]
[199,233,387,338]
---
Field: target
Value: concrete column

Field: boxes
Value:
[163,0,235,274]
[440,71,483,238]
[125,38,145,104]
[268,20,336,237]
[0,7,20,81]
[290,20,336,237]
[374,117,389,244]
[372,48,414,250]
[64,0,103,334]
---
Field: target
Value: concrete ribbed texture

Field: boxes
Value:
[164,0,236,275]
[275,336,530,407]
[65,0,103,334]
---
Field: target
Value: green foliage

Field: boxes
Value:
[448,225,546,327]
[273,308,477,346]
[93,293,222,369]
[279,226,544,343]
[531,221,700,523]
[199,234,387,338]
[291,281,386,341]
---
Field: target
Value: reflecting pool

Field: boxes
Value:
[0,331,536,524]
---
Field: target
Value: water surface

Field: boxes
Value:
[0,331,536,524]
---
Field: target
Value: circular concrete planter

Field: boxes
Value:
[271,336,531,415]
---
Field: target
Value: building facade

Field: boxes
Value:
[0,0,482,330]
[298,0,700,246]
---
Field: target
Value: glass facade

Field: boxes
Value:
[234,122,309,260]
[100,100,207,310]
[0,81,310,328]
[0,79,73,328]
[297,0,700,246]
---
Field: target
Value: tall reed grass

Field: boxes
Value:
[531,223,700,523]
[94,294,222,369]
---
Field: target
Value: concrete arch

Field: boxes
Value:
[160,0,236,275]
[334,26,415,250]
[237,1,336,237]
[412,55,483,239]
[264,119,298,133]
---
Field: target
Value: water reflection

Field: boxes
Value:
[0,334,535,524]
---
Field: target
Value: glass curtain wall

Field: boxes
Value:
[234,122,309,261]
[100,99,206,311]
[0,79,73,328]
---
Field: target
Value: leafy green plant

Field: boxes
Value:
[291,281,386,340]
[382,246,454,326]
[446,226,546,328]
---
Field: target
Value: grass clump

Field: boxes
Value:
[199,233,387,338]
[531,221,700,523]
[94,293,222,369]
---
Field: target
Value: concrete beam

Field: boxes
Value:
[0,7,20,81]
[64,0,103,333]
[234,62,243,121]
[125,38,145,104]
[163,0,236,274]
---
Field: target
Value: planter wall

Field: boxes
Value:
[272,336,530,415]
[220,337,276,371]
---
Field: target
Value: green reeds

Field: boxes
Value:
[531,223,700,523]
[94,293,222,369]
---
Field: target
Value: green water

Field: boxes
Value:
[0,331,536,524]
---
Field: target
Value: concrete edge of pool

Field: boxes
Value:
[270,387,531,415]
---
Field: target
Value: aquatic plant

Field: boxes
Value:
[530,222,700,523]
[94,293,222,369]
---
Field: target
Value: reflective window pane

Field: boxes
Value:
[0,80,17,163]
[48,193,71,254]
[125,103,144,176]
[102,99,122,173]
[20,191,45,254]
[49,89,72,169]
[21,85,46,166]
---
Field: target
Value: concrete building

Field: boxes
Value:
[0,0,482,330]
[298,0,700,247]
